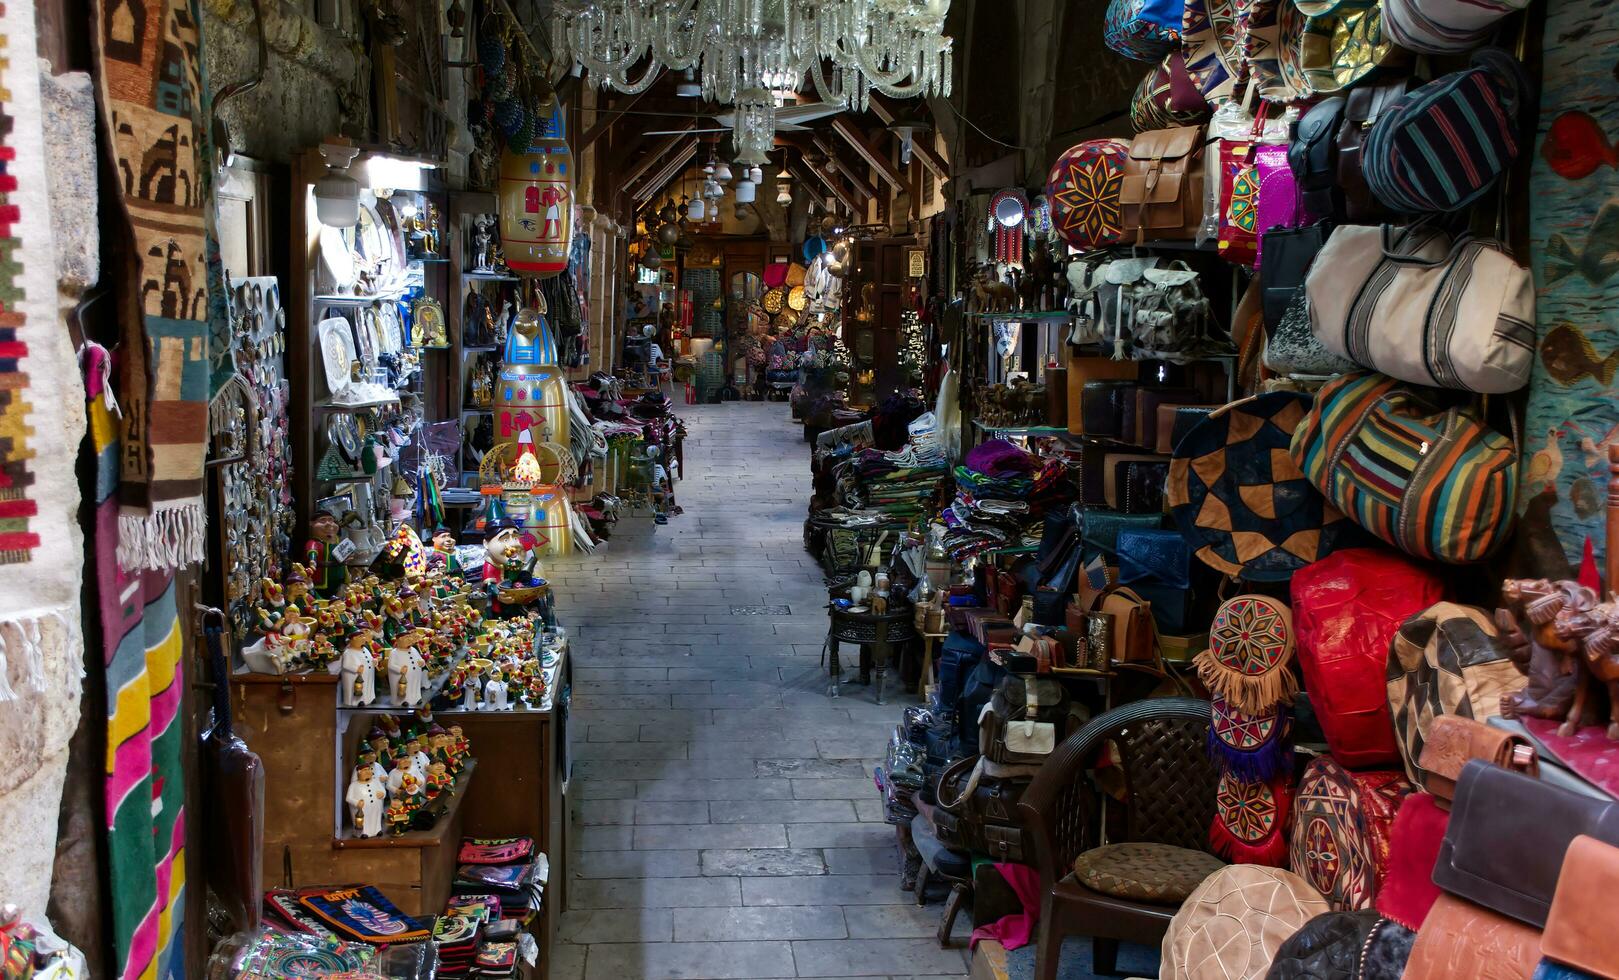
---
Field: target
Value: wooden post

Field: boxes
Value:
[1607,443,1619,598]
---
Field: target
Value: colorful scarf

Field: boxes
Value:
[0,0,89,920]
[90,345,186,979]
[93,0,214,571]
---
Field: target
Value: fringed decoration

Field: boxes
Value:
[0,609,82,701]
[1208,701,1294,783]
[1210,773,1293,867]
[1195,646,1301,714]
[117,502,207,572]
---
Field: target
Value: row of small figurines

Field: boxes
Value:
[336,616,554,708]
[346,723,472,838]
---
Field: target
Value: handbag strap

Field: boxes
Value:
[202,607,234,742]
[936,755,983,812]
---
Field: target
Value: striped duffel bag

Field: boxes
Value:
[1305,223,1534,394]
[1289,372,1518,563]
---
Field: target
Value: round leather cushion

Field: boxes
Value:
[1070,842,1225,903]
[1162,866,1330,980]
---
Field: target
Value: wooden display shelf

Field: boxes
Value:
[334,760,477,849]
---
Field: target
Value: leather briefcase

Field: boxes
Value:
[1096,452,1166,510]
[1402,893,1542,980]
[1119,125,1207,243]
[1128,386,1201,447]
[1432,760,1619,928]
[1541,835,1619,979]
[1414,715,1537,806]
[1081,380,1137,438]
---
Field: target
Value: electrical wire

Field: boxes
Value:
[940,99,1033,151]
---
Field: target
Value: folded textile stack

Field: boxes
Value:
[835,448,950,519]
[431,914,483,978]
[942,439,1074,559]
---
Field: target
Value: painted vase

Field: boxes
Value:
[498,101,572,277]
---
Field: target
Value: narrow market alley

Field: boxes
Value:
[550,401,970,980]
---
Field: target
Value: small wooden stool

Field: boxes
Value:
[910,812,973,947]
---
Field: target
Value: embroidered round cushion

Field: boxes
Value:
[1288,755,1410,911]
[1070,842,1225,903]
[1045,140,1132,251]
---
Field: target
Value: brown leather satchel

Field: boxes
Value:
[1119,125,1207,243]
[1433,760,1619,928]
[1542,835,1619,978]
[1337,79,1409,222]
[1402,893,1542,980]
[1100,587,1159,670]
[1415,715,1538,807]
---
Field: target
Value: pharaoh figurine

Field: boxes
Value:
[388,630,428,706]
[484,668,510,710]
[305,512,348,599]
[425,761,453,801]
[472,215,496,273]
[346,763,386,838]
[339,627,378,707]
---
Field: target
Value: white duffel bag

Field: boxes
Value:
[1306,224,1534,394]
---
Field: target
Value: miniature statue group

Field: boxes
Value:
[345,715,472,838]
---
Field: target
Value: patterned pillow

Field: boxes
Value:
[1289,755,1410,911]
[1071,842,1225,903]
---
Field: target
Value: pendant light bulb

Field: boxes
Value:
[314,143,363,228]
[734,178,756,204]
[688,196,706,220]
[713,161,733,182]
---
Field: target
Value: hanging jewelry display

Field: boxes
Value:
[989,188,1030,265]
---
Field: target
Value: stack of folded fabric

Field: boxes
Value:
[942,440,1074,560]
[452,836,547,939]
[835,448,950,520]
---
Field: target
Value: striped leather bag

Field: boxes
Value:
[1289,373,1518,563]
[1305,224,1535,394]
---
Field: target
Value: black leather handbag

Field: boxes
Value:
[1259,222,1333,330]
[1289,96,1346,220]
[934,755,1038,864]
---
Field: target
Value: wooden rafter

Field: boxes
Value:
[790,161,861,214]
[830,115,908,190]
[631,137,700,203]
[811,135,879,203]
[865,92,949,180]
[618,122,696,189]
[579,82,661,152]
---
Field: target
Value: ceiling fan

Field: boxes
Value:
[641,100,844,137]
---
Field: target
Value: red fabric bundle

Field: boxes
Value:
[1374,791,1450,930]
[1292,549,1444,768]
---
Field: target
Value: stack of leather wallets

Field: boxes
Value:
[450,835,545,974]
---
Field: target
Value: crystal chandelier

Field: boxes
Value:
[550,0,953,110]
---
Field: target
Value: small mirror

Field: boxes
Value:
[994,195,1026,228]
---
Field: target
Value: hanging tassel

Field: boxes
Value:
[1207,706,1293,782]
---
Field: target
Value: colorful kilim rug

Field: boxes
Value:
[1516,0,1619,576]
[93,0,213,571]
[89,343,186,980]
[0,0,89,921]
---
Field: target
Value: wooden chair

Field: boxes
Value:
[1018,698,1219,980]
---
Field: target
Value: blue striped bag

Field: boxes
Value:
[1362,50,1532,213]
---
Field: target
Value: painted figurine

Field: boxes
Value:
[426,761,453,801]
[305,511,348,598]
[339,626,377,707]
[386,798,412,835]
[388,629,428,706]
[346,763,386,838]
[484,668,510,710]
[429,525,464,576]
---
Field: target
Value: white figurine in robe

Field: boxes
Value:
[388,632,427,706]
[346,763,386,838]
[339,631,377,706]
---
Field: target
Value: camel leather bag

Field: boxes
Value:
[1119,126,1207,243]
[1305,224,1535,394]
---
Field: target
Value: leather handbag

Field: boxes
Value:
[1290,373,1520,563]
[1100,452,1168,510]
[1402,893,1543,980]
[1217,137,1262,267]
[1081,380,1137,438]
[1119,125,1208,243]
[1541,836,1619,979]
[1122,459,1170,514]
[1337,78,1409,222]
[1254,143,1305,270]
[1161,404,1215,454]
[1100,586,1158,668]
[1259,221,1332,332]
[934,755,1039,863]
[1289,96,1346,220]
[1263,286,1357,377]
[1081,509,1164,557]
[1130,387,1201,446]
[1434,762,1619,928]
[1065,355,1141,436]
[1415,715,1538,806]
[1117,527,1190,590]
[1306,225,1535,393]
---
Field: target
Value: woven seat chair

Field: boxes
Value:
[1018,697,1219,980]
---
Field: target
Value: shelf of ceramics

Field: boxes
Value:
[434,644,566,717]
[337,651,467,713]
[333,759,478,849]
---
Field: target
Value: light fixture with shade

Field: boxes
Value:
[675,67,701,98]
[658,198,678,224]
[887,115,932,166]
[712,160,733,182]
[734,177,756,204]
[687,195,706,221]
[774,166,792,205]
[748,164,764,184]
[314,143,363,227]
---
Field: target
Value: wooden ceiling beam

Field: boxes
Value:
[865,92,949,180]
[617,122,696,189]
[811,135,879,202]
[790,161,862,215]
[579,81,662,152]
[830,115,908,190]
[631,137,700,203]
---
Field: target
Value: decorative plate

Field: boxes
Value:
[1182,0,1248,101]
[317,317,358,395]
[762,287,785,315]
[1045,139,1132,250]
[787,285,808,311]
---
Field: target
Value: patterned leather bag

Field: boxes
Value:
[1289,372,1520,563]
[1289,755,1410,911]
[1131,51,1211,133]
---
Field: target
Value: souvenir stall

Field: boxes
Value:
[862,0,1619,973]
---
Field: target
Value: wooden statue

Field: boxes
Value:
[969,266,1016,313]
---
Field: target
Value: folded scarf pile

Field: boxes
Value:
[942,440,1073,559]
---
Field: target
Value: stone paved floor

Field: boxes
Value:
[548,401,969,980]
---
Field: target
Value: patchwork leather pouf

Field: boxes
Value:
[1162,865,1330,980]
[1289,755,1410,911]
